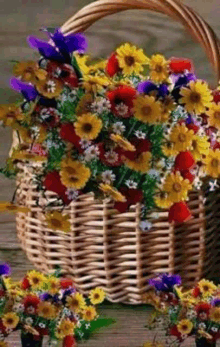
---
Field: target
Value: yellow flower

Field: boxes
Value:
[110,134,135,152]
[160,95,176,122]
[75,54,90,75]
[55,319,75,339]
[45,211,71,233]
[60,158,91,189]
[2,312,19,329]
[154,191,172,209]
[48,276,61,295]
[207,102,220,129]
[66,292,86,313]
[190,134,210,161]
[37,301,57,319]
[74,113,102,140]
[133,95,162,124]
[18,126,47,144]
[88,60,107,74]
[143,342,164,347]
[116,43,149,75]
[198,279,217,296]
[13,61,47,83]
[0,202,30,214]
[210,307,220,323]
[27,270,46,289]
[170,124,194,152]
[82,75,110,94]
[0,104,24,127]
[0,342,9,347]
[162,142,178,157]
[36,77,63,98]
[75,93,94,115]
[177,319,193,335]
[149,54,169,83]
[180,80,213,115]
[124,151,152,173]
[82,306,97,321]
[163,172,192,203]
[203,149,220,178]
[99,184,126,202]
[11,150,47,162]
[89,288,106,305]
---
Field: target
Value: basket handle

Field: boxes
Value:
[61,0,220,86]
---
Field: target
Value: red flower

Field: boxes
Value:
[170,325,183,341]
[196,302,211,315]
[114,187,143,213]
[212,141,220,150]
[60,123,83,152]
[174,151,195,171]
[169,57,194,74]
[39,107,60,128]
[21,276,31,290]
[60,278,74,289]
[63,335,76,347]
[36,326,49,336]
[47,61,78,88]
[107,85,137,118]
[192,286,201,298]
[122,138,151,161]
[213,90,220,104]
[43,171,71,205]
[180,170,195,183]
[106,53,121,77]
[23,295,40,314]
[98,143,123,167]
[169,202,192,223]
[186,123,199,133]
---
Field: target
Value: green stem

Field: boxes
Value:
[127,120,138,138]
[116,166,129,189]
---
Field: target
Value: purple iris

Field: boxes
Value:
[10,78,38,101]
[39,293,53,301]
[211,298,220,307]
[137,80,169,98]
[0,263,11,276]
[149,273,181,292]
[28,28,87,65]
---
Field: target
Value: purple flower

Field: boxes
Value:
[39,293,52,301]
[211,298,220,307]
[137,81,169,98]
[149,273,181,292]
[171,73,196,101]
[28,28,87,64]
[10,78,38,101]
[0,263,11,276]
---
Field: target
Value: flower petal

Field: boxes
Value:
[49,29,71,64]
[0,263,11,276]
[10,77,38,101]
[27,36,64,62]
[64,33,88,54]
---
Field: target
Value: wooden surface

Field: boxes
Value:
[0,0,220,345]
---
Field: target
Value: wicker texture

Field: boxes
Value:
[14,0,220,304]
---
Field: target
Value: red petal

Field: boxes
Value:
[43,171,71,205]
[169,57,194,74]
[21,277,31,290]
[60,278,74,289]
[180,170,195,183]
[63,335,76,347]
[106,53,120,77]
[174,151,195,171]
[107,85,137,117]
[114,201,130,213]
[213,90,220,104]
[60,123,81,149]
[169,202,192,223]
[192,286,201,298]
[186,123,199,133]
[212,141,220,150]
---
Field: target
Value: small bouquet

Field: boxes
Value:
[0,263,112,347]
[1,27,220,230]
[145,274,220,347]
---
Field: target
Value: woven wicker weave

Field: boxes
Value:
[13,0,220,304]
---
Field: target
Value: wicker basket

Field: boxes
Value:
[13,0,220,304]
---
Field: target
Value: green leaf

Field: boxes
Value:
[89,317,116,333]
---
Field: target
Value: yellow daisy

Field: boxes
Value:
[82,306,97,321]
[60,158,91,189]
[160,95,176,122]
[89,288,106,305]
[180,80,213,115]
[198,279,217,296]
[99,183,126,202]
[133,95,162,124]
[82,75,110,94]
[2,312,19,329]
[48,276,61,295]
[74,113,102,140]
[18,125,47,145]
[163,172,192,203]
[207,102,220,129]
[210,307,220,323]
[110,134,135,152]
[203,149,220,178]
[0,202,30,214]
[0,104,24,127]
[116,43,149,75]
[88,59,107,74]
[75,53,90,75]
[11,150,47,162]
[36,77,63,99]
[177,319,193,335]
[149,54,169,83]
[162,141,178,157]
[124,151,152,173]
[66,292,86,313]
[190,134,210,161]
[75,93,94,115]
[55,319,75,339]
[27,270,46,290]
[45,211,71,233]
[13,61,47,83]
[170,124,194,152]
[37,301,57,319]
[154,191,172,209]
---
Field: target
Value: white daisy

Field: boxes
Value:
[79,139,92,149]
[115,103,129,117]
[66,189,79,201]
[139,220,152,231]
[135,130,146,139]
[25,317,33,325]
[91,101,102,114]
[85,323,91,329]
[98,98,111,111]
[125,179,138,189]
[39,323,46,329]
[148,169,160,179]
[198,323,206,330]
[194,177,203,190]
[101,170,116,184]
[112,122,126,134]
[209,179,219,192]
[14,303,24,313]
[68,90,78,102]
[211,326,218,333]
[84,145,100,161]
[46,80,56,93]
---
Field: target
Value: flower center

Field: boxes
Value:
[173,183,182,192]
[211,159,219,168]
[86,310,92,317]
[155,65,163,73]
[178,133,186,142]
[82,123,93,133]
[125,56,135,66]
[51,219,62,228]
[142,106,152,116]
[214,111,220,120]
[65,167,76,175]
[190,92,201,103]
[182,325,188,331]
[7,318,13,325]
[192,140,197,149]
[94,293,100,299]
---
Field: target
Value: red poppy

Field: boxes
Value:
[23,295,41,314]
[43,171,71,205]
[107,85,137,118]
[192,286,201,298]
[47,61,78,88]
[174,151,195,172]
[169,57,194,74]
[213,90,220,104]
[60,123,83,152]
[21,276,31,290]
[98,143,124,167]
[122,138,151,161]
[169,202,192,223]
[60,278,74,290]
[170,325,183,341]
[106,53,121,77]
[114,187,143,213]
[63,335,76,347]
[180,169,195,183]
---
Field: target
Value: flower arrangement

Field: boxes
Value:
[0,263,112,347]
[144,274,220,347]
[1,27,220,230]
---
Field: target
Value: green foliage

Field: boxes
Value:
[75,318,115,341]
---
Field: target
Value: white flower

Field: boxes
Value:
[0,333,4,341]
[135,130,146,139]
[39,322,46,329]
[46,139,60,149]
[85,323,91,329]
[46,80,56,93]
[198,323,206,330]
[66,189,79,201]
[148,169,160,179]
[27,306,35,314]
[58,93,68,103]
[14,303,24,313]
[209,179,219,192]
[187,310,197,319]
[98,98,111,111]
[115,103,129,117]
[101,170,116,184]
[84,145,100,161]
[68,90,78,102]
[49,340,58,347]
[197,128,206,137]
[139,220,152,231]
[211,326,218,333]
[125,179,138,189]
[194,177,203,190]
[78,331,84,338]
[91,101,102,114]
[150,212,159,220]
[112,122,126,134]
[25,317,33,325]
[79,139,92,149]
[74,314,80,320]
